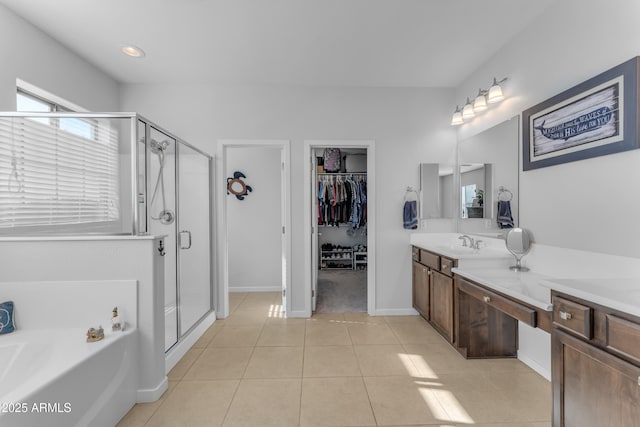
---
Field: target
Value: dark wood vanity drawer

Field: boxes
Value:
[458,278,537,327]
[606,314,640,363]
[412,246,420,262]
[553,296,593,340]
[419,249,440,270]
[440,256,454,277]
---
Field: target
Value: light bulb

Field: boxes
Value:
[450,106,464,126]
[462,98,475,120]
[487,78,504,104]
[473,89,487,113]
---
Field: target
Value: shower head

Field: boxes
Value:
[150,139,170,153]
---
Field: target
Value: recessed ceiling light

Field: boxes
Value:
[121,45,145,58]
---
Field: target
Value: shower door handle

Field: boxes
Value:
[179,230,192,250]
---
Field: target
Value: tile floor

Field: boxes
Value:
[117,292,552,427]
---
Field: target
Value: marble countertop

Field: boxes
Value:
[452,266,554,311]
[410,233,512,260]
[541,277,640,318]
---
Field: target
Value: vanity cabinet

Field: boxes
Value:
[411,246,456,342]
[412,259,430,319]
[551,292,640,427]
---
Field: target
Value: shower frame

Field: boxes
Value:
[137,115,215,350]
[0,111,215,351]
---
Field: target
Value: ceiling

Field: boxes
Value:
[1,0,556,87]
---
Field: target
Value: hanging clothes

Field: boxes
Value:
[317,173,367,229]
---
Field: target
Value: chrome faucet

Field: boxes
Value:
[458,235,474,247]
[459,235,482,251]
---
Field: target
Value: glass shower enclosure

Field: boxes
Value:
[0,112,214,352]
[137,118,213,351]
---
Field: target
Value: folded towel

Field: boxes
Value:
[403,200,418,230]
[497,200,514,229]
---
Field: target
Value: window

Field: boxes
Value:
[0,88,120,233]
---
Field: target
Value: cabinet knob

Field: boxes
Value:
[559,311,572,320]
[483,296,491,303]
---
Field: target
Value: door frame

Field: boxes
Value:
[216,140,292,318]
[303,140,376,316]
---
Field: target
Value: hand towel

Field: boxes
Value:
[403,200,418,230]
[497,200,514,229]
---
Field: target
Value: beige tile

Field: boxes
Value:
[257,324,306,346]
[184,347,253,380]
[209,325,263,347]
[466,423,542,427]
[348,322,400,345]
[192,322,223,348]
[222,378,301,427]
[305,321,352,346]
[228,292,247,313]
[389,321,443,344]
[309,312,346,322]
[221,309,269,326]
[384,315,428,324]
[465,357,539,375]
[487,372,552,422]
[303,345,361,377]
[300,377,376,426]
[343,312,387,324]
[243,346,303,378]
[355,344,420,376]
[116,381,178,427]
[403,343,473,377]
[167,347,204,380]
[434,372,513,424]
[264,316,307,326]
[364,376,448,426]
[145,380,238,427]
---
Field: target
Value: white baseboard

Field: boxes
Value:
[137,376,168,403]
[165,311,217,374]
[517,352,551,381]
[373,308,419,316]
[229,286,281,292]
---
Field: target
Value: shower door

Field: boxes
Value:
[177,143,212,334]
[147,126,179,351]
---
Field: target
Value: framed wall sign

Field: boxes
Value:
[522,56,640,171]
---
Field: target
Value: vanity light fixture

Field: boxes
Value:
[450,106,464,126]
[121,45,146,58]
[487,77,508,104]
[473,89,488,113]
[450,76,508,126]
[462,97,475,120]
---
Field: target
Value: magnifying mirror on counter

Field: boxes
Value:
[505,228,531,272]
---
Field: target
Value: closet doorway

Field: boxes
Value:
[217,140,291,319]
[304,141,376,316]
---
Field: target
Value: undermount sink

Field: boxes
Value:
[428,243,511,259]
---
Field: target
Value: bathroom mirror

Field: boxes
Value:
[505,228,531,271]
[460,163,492,219]
[419,163,455,219]
[458,116,519,232]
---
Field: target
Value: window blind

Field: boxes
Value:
[0,117,120,229]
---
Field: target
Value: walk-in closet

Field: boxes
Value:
[314,148,368,312]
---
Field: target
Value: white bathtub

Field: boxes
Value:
[0,328,138,427]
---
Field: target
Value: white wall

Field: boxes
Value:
[120,84,457,314]
[227,146,282,292]
[455,0,640,258]
[0,5,119,111]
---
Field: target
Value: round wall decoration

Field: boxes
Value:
[227,171,253,200]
